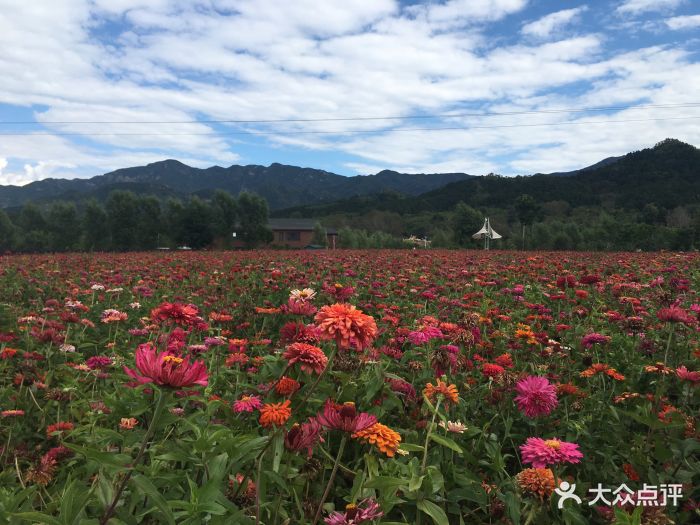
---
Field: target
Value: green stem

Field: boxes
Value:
[256,447,267,525]
[421,398,441,474]
[663,324,675,368]
[99,389,168,525]
[298,344,338,406]
[312,434,347,525]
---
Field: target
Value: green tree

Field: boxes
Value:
[0,209,17,252]
[311,222,328,247]
[180,197,214,249]
[135,195,162,249]
[338,227,358,248]
[211,190,238,242]
[164,198,186,246]
[515,194,542,250]
[17,203,50,252]
[82,199,109,251]
[237,192,272,248]
[451,202,482,247]
[106,190,140,251]
[47,201,80,251]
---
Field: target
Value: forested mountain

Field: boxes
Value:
[0,161,473,210]
[277,139,699,217]
[1,139,698,252]
[274,139,700,251]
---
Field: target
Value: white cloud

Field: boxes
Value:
[666,14,700,30]
[616,0,685,15]
[409,0,529,26]
[521,7,588,38]
[0,0,698,183]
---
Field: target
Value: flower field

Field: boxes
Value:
[0,250,698,525]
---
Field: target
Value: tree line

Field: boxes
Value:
[0,190,272,253]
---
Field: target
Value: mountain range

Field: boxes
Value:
[275,138,700,218]
[0,139,697,215]
[0,161,473,210]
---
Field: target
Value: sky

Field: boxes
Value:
[0,0,699,185]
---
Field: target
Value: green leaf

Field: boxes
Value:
[12,512,62,525]
[63,444,132,469]
[131,475,176,525]
[429,434,463,454]
[400,443,425,452]
[59,478,92,525]
[364,477,407,490]
[416,499,449,525]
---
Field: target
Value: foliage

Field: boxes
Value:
[0,250,698,524]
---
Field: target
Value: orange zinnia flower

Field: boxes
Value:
[423,380,459,406]
[516,468,555,499]
[259,400,292,428]
[314,303,378,350]
[352,422,402,457]
[580,363,625,381]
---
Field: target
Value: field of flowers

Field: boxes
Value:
[0,250,698,525]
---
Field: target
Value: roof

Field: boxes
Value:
[268,218,337,234]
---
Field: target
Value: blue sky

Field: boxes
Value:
[0,0,699,185]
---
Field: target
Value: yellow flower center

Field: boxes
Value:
[163,355,184,366]
[544,439,561,450]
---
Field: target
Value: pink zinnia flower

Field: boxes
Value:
[514,376,558,418]
[676,366,700,384]
[581,333,611,348]
[316,400,376,433]
[233,395,263,413]
[123,342,208,388]
[520,437,583,468]
[324,498,383,525]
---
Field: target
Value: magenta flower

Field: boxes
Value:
[514,376,558,418]
[581,333,611,348]
[285,418,325,456]
[123,343,208,388]
[324,498,383,525]
[520,437,583,468]
[233,395,263,413]
[316,400,376,433]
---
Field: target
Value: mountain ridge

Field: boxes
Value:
[0,160,474,210]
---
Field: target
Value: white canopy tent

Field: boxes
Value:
[472,218,502,250]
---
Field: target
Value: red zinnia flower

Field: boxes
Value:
[481,363,505,379]
[275,376,301,396]
[283,342,328,375]
[657,306,693,324]
[46,421,74,437]
[285,418,324,456]
[123,342,208,388]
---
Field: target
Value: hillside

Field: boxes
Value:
[275,139,700,217]
[0,161,473,210]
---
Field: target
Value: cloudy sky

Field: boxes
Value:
[0,0,699,185]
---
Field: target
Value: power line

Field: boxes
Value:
[1,102,700,125]
[0,115,698,136]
